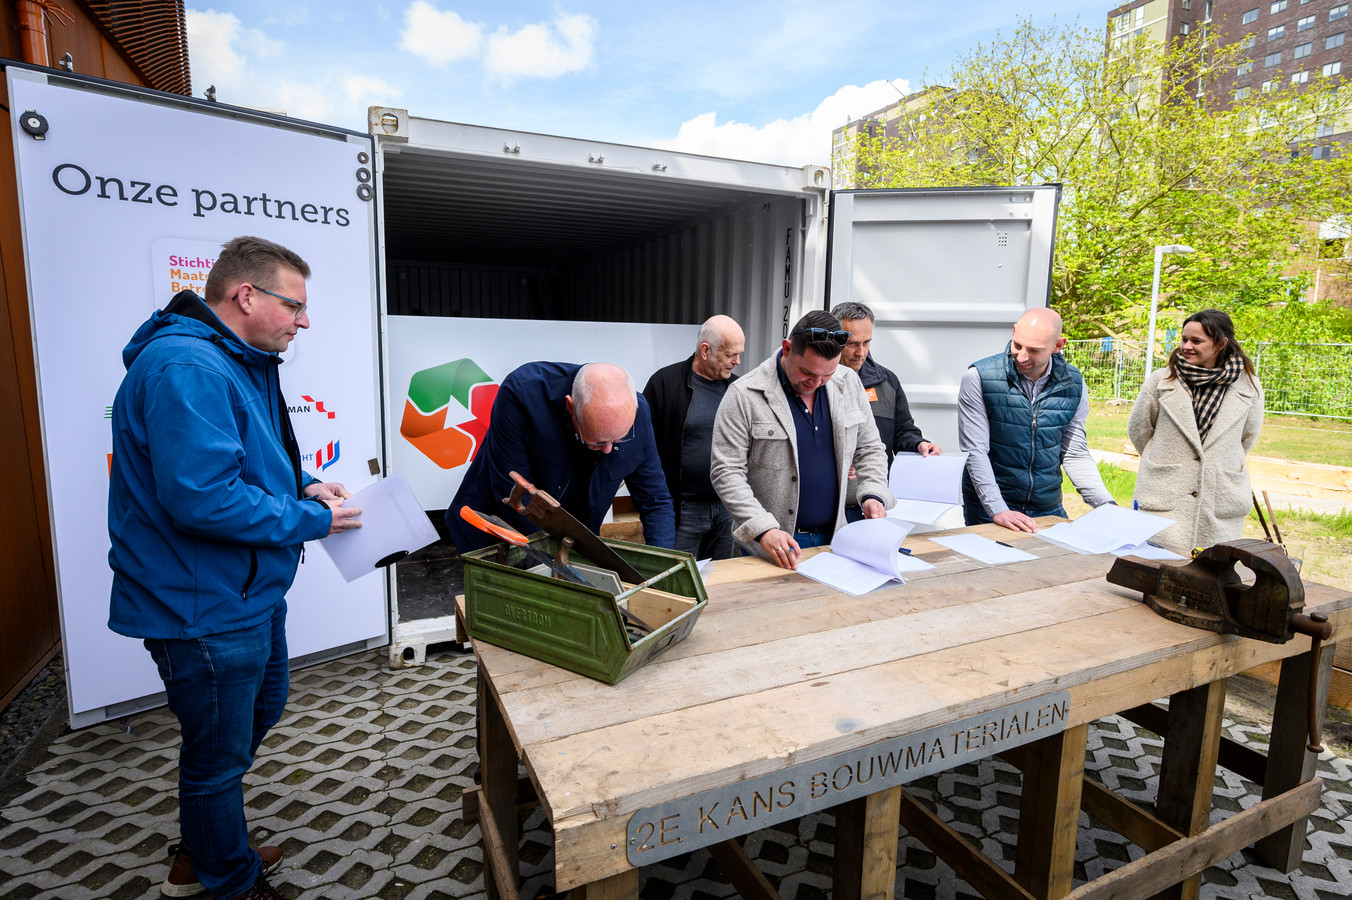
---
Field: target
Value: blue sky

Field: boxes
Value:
[188,1,1112,166]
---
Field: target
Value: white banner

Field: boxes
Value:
[9,72,386,722]
[387,316,701,510]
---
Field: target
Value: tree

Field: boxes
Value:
[843,18,1352,339]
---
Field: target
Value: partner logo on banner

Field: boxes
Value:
[400,359,499,469]
[315,440,341,471]
[290,395,337,419]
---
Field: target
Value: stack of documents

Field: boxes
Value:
[1034,505,1181,557]
[886,451,969,525]
[795,518,935,596]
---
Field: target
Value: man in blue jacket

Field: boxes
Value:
[108,236,361,900]
[444,361,675,553]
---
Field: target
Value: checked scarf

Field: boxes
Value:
[1176,354,1244,443]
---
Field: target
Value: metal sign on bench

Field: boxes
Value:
[626,690,1072,865]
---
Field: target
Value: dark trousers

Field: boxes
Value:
[674,497,735,560]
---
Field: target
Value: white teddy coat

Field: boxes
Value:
[1127,367,1264,553]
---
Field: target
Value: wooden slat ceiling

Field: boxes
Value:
[85,0,191,96]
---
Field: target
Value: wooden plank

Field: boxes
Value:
[1333,667,1352,712]
[478,794,522,900]
[708,839,784,900]
[504,578,1135,747]
[1334,640,1351,671]
[478,663,521,900]
[460,776,540,825]
[487,547,1108,691]
[528,596,1352,825]
[897,789,1035,900]
[1119,702,1267,787]
[1063,779,1323,900]
[1254,645,1333,871]
[572,868,640,900]
[1079,778,1183,853]
[1015,724,1088,899]
[1153,679,1228,900]
[834,787,902,900]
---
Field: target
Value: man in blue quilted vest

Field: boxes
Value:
[958,308,1113,532]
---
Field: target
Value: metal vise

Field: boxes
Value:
[1107,538,1332,751]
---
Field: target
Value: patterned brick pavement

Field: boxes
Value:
[2,648,1350,899]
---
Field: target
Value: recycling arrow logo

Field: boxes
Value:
[400,359,499,469]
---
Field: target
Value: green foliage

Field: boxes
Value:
[844,18,1352,339]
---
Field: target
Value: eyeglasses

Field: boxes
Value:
[792,327,851,345]
[251,284,308,320]
[572,417,633,451]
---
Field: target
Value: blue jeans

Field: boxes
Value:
[793,529,832,548]
[674,498,735,560]
[145,602,289,899]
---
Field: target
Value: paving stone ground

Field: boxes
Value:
[2,647,1351,900]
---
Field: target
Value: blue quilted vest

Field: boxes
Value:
[962,348,1083,521]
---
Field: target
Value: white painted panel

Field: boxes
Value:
[8,70,386,725]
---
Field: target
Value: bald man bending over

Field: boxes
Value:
[958,308,1113,533]
[444,361,675,553]
[643,315,745,559]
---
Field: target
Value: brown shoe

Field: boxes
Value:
[160,844,283,898]
[223,874,288,900]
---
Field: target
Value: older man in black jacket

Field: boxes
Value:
[642,315,744,559]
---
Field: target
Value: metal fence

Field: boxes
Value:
[1061,339,1352,420]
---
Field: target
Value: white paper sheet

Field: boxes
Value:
[792,517,934,595]
[318,475,440,582]
[889,451,969,503]
[1112,542,1187,560]
[931,534,1038,564]
[795,552,899,596]
[1035,504,1174,555]
[886,499,956,526]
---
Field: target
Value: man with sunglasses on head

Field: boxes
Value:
[443,361,675,554]
[108,235,362,900]
[711,310,894,568]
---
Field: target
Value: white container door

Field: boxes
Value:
[7,66,387,727]
[824,186,1061,452]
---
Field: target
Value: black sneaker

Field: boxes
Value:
[224,874,287,900]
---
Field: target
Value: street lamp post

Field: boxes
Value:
[1145,244,1195,375]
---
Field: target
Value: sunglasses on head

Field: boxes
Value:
[792,327,851,345]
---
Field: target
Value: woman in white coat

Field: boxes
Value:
[1128,309,1264,554]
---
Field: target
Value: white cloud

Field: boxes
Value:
[399,1,483,67]
[657,79,910,167]
[484,12,597,80]
[187,7,401,129]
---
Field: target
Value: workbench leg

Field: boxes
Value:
[1254,646,1333,871]
[1152,678,1228,900]
[1014,723,1088,900]
[572,868,640,900]
[834,786,902,900]
[479,662,520,900]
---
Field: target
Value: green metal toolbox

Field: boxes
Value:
[462,533,707,684]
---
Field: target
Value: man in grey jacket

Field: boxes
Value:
[711,310,894,569]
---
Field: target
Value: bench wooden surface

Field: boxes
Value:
[462,520,1352,896]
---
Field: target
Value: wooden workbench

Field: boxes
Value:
[458,522,1352,900]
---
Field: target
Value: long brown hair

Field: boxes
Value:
[1165,309,1256,382]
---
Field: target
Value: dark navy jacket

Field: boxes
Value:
[443,361,675,553]
[961,350,1082,519]
[108,291,331,640]
[858,354,926,464]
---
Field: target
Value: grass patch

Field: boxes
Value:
[1281,506,1352,539]
[1087,400,1352,466]
[1062,461,1136,507]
